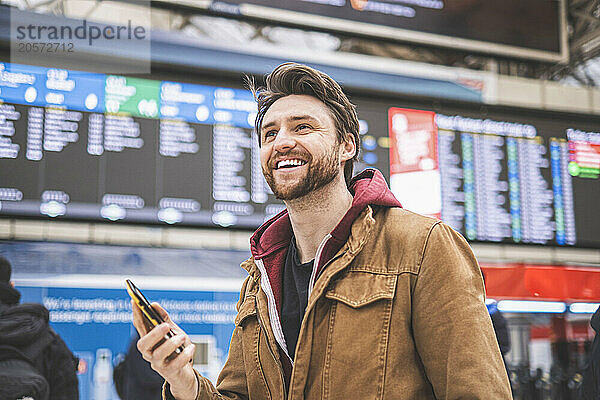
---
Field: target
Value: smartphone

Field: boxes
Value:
[126,279,185,354]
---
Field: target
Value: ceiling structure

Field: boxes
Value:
[2,0,600,87]
[556,0,600,86]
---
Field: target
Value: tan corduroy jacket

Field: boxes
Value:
[165,207,513,400]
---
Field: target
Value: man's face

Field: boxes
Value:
[259,95,346,201]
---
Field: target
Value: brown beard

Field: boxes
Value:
[263,146,340,201]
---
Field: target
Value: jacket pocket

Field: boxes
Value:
[321,271,397,400]
[325,270,396,307]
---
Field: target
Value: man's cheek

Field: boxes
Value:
[259,150,271,169]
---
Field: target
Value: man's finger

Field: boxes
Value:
[137,323,171,356]
[169,343,196,371]
[150,302,189,340]
[157,342,195,373]
[153,333,187,362]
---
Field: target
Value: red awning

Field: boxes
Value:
[481,263,600,302]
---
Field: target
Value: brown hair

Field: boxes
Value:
[250,63,361,185]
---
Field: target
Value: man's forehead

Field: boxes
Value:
[262,95,333,127]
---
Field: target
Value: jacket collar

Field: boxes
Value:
[241,257,260,280]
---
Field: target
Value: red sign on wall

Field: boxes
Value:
[388,107,438,174]
[388,107,441,218]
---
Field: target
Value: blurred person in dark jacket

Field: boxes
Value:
[487,300,511,358]
[482,271,511,371]
[580,306,600,400]
[0,255,79,400]
[114,332,165,399]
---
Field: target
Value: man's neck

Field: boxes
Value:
[285,176,354,264]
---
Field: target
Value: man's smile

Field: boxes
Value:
[275,158,308,170]
[276,159,307,169]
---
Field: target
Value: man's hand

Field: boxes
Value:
[132,301,199,400]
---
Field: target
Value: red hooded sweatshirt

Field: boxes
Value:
[248,168,402,387]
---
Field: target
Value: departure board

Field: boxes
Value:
[384,108,599,247]
[0,62,598,247]
[0,62,275,227]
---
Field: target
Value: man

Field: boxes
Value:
[0,255,79,400]
[133,63,512,400]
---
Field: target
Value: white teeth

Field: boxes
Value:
[277,159,305,169]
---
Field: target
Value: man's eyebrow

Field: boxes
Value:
[289,115,317,122]
[261,115,318,132]
[261,120,277,132]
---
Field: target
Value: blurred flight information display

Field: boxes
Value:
[1,62,599,248]
[386,108,599,247]
[0,62,280,228]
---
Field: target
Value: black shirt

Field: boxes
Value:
[280,236,314,360]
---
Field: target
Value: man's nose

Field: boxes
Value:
[272,128,296,153]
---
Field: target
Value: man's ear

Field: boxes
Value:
[10,281,14,288]
[339,133,356,162]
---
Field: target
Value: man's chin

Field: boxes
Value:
[271,183,308,201]
[269,170,308,196]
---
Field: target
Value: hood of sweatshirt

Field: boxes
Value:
[0,302,50,347]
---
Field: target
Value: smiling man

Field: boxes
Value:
[133,63,513,400]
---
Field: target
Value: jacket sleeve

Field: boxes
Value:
[45,334,79,400]
[163,277,251,400]
[411,222,512,400]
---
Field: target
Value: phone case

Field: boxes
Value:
[126,279,184,354]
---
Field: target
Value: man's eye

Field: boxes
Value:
[263,130,277,140]
[296,124,311,131]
